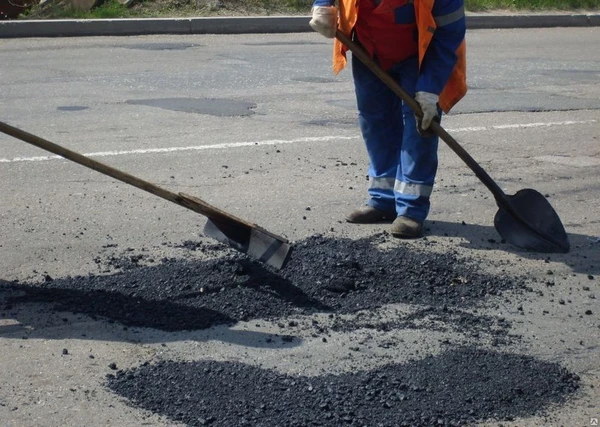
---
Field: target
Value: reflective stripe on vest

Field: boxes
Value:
[434,5,465,27]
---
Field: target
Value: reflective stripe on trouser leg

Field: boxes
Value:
[352,53,403,214]
[389,57,439,222]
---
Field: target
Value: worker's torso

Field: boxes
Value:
[355,0,419,70]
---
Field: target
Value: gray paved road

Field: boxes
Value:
[0,28,599,426]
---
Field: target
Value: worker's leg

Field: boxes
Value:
[390,57,440,223]
[351,53,404,215]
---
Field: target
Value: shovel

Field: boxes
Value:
[336,30,570,253]
[0,120,293,269]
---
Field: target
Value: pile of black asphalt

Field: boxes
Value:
[106,347,579,427]
[1,233,581,426]
[3,234,526,334]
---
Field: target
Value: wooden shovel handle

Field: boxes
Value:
[0,120,283,240]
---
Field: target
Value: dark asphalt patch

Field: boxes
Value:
[106,347,580,427]
[2,235,524,333]
[125,98,257,116]
[3,234,527,334]
[57,106,89,111]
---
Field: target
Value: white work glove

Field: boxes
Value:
[309,6,338,39]
[415,91,440,136]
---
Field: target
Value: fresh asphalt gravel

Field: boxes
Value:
[0,233,582,426]
[4,233,527,332]
[106,347,579,427]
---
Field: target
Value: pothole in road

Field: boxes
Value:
[126,98,257,116]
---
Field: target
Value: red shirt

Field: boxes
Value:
[355,0,418,71]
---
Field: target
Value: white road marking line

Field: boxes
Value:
[445,119,597,133]
[1,119,596,164]
[0,136,359,163]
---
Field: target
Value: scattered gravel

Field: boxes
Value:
[3,234,528,332]
[107,347,580,427]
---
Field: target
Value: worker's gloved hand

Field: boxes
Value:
[309,6,338,39]
[415,91,440,137]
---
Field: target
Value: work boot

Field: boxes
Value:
[391,216,423,238]
[346,206,395,224]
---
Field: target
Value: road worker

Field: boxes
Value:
[309,0,467,237]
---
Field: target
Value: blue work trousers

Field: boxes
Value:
[352,54,440,222]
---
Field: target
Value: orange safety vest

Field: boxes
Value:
[333,0,467,113]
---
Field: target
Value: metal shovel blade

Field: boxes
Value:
[204,218,293,270]
[494,189,570,253]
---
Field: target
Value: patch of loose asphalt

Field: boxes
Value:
[0,233,588,426]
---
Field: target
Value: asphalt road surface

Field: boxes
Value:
[1,28,599,426]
